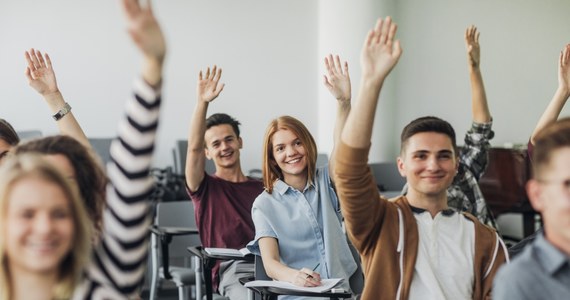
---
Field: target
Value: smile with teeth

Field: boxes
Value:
[286,157,302,164]
[220,151,233,158]
[27,240,59,251]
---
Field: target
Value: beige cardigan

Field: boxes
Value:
[333,141,508,300]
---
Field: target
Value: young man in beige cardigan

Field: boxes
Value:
[332,17,508,300]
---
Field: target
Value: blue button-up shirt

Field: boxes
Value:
[493,231,570,300]
[247,166,357,297]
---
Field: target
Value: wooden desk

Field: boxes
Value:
[478,147,538,238]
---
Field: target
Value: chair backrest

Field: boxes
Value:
[316,153,329,168]
[173,139,215,175]
[369,162,406,193]
[16,130,42,141]
[155,201,201,259]
[88,137,114,165]
[347,239,364,295]
[254,255,271,281]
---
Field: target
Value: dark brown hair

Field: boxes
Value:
[0,119,19,146]
[400,116,457,154]
[14,135,107,234]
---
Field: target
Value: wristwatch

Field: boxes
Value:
[52,102,72,121]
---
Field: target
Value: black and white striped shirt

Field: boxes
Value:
[73,77,160,299]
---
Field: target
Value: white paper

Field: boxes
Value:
[244,278,343,293]
[204,247,251,257]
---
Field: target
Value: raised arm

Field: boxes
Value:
[84,0,166,296]
[530,44,570,144]
[465,25,491,123]
[24,49,90,148]
[185,66,224,191]
[341,17,402,148]
[323,54,351,176]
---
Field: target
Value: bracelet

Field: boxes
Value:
[52,102,72,121]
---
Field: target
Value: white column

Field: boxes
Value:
[317,0,398,163]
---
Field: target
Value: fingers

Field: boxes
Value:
[379,16,391,44]
[121,0,141,21]
[25,66,33,81]
[205,67,211,79]
[465,25,479,44]
[559,45,570,68]
[36,49,47,68]
[297,268,321,287]
[334,55,342,74]
[386,22,397,48]
[44,53,53,69]
[200,66,223,82]
[325,54,346,76]
[323,75,332,88]
[216,83,225,95]
[373,18,383,44]
[24,50,35,70]
[324,55,333,75]
[214,67,222,82]
[394,40,403,58]
[367,16,398,48]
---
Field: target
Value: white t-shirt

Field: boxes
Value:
[408,209,475,300]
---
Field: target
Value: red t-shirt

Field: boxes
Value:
[188,173,264,290]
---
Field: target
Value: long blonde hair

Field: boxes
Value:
[0,154,92,300]
[262,116,318,193]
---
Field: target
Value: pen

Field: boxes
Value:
[312,263,320,271]
[307,263,320,280]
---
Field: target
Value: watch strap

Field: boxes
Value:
[52,102,72,121]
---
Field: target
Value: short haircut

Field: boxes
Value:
[14,135,107,235]
[400,116,457,154]
[205,113,241,138]
[531,117,570,178]
[262,116,317,194]
[0,119,19,146]
[0,153,92,300]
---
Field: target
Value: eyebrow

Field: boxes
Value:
[210,135,234,144]
[411,149,454,155]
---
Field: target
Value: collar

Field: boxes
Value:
[274,178,315,195]
[410,205,456,216]
[534,232,570,275]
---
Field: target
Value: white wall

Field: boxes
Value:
[394,0,570,151]
[0,0,318,172]
[2,0,570,172]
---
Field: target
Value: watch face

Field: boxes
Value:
[53,103,71,121]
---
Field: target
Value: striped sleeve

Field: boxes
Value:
[84,77,160,299]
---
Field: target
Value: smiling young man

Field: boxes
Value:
[332,17,508,299]
[185,66,263,299]
[493,118,570,300]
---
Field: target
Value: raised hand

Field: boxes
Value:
[324,54,351,102]
[197,66,225,103]
[121,0,166,63]
[25,48,59,96]
[360,16,402,84]
[558,44,570,94]
[465,25,481,68]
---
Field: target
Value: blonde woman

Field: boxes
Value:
[0,154,92,300]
